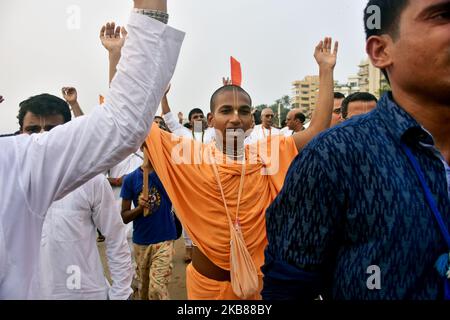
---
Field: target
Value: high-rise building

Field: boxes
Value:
[334,75,360,97]
[358,58,389,98]
[291,75,320,119]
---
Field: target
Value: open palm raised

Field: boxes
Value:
[314,37,339,69]
[100,22,128,54]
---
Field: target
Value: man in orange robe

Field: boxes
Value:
[145,38,339,299]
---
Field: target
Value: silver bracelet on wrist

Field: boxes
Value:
[133,8,169,24]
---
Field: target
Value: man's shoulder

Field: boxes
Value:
[82,174,109,191]
[306,111,383,153]
[271,127,280,133]
[123,168,141,184]
[0,137,18,163]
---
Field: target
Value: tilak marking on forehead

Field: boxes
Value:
[233,87,239,116]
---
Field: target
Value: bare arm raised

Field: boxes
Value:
[100,22,128,85]
[292,37,338,152]
[62,87,84,117]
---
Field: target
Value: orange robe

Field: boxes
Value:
[145,125,298,299]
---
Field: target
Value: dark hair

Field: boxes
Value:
[364,0,410,81]
[188,108,204,122]
[294,111,306,123]
[0,133,16,138]
[18,94,71,130]
[334,92,346,100]
[253,109,261,125]
[210,85,252,113]
[341,92,378,119]
[154,116,170,132]
[364,0,409,40]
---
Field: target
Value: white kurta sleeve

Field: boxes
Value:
[15,13,185,217]
[163,111,192,137]
[89,176,133,300]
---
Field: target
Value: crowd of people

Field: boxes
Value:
[0,0,449,301]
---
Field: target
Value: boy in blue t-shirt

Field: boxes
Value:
[120,159,177,300]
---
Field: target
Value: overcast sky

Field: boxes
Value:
[0,0,368,133]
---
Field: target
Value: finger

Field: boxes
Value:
[121,27,128,37]
[100,25,106,39]
[106,22,112,38]
[327,37,332,52]
[333,41,339,56]
[324,37,330,53]
[114,26,121,38]
[315,40,324,53]
[110,22,116,38]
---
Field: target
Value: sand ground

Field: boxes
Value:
[98,238,188,300]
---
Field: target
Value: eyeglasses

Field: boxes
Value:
[264,115,274,118]
[333,108,342,115]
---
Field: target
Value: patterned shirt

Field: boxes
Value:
[263,93,450,300]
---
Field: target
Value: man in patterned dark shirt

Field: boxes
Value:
[262,0,450,300]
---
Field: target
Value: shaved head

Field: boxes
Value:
[210,85,252,113]
[261,108,274,116]
[286,108,306,132]
[287,108,302,119]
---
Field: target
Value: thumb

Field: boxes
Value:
[121,27,128,37]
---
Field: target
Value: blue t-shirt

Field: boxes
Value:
[120,168,177,245]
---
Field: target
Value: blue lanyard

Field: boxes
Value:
[401,143,450,299]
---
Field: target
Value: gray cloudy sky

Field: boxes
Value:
[0,0,368,133]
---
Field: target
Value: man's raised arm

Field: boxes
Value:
[292,37,338,152]
[18,0,185,214]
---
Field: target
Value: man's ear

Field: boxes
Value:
[366,35,394,71]
[207,113,213,126]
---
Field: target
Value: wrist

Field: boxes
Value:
[318,65,335,73]
[133,0,167,12]
[133,8,169,24]
[108,50,122,59]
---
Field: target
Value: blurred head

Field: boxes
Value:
[365,0,450,104]
[252,109,262,126]
[286,109,306,132]
[188,108,206,131]
[341,92,378,120]
[154,116,170,132]
[18,94,71,134]
[331,92,346,126]
[210,85,253,148]
[261,108,275,129]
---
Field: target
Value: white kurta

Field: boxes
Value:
[163,111,216,144]
[0,13,184,299]
[108,151,144,240]
[246,125,281,144]
[108,151,143,181]
[280,127,294,137]
[38,175,132,300]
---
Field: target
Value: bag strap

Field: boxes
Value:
[401,143,450,248]
[210,148,246,231]
[401,143,450,300]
